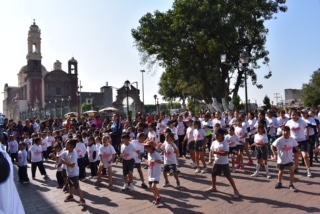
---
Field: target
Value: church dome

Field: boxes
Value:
[19,64,47,73]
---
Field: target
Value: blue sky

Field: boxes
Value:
[0,0,319,112]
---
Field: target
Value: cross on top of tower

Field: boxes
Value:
[33,19,36,25]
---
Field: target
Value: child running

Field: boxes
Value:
[50,139,86,205]
[234,118,247,169]
[160,132,181,189]
[29,137,49,180]
[52,143,65,188]
[144,140,163,205]
[251,125,271,179]
[87,137,98,179]
[225,127,239,173]
[96,136,116,189]
[272,126,300,192]
[206,128,240,198]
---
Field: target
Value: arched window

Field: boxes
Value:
[32,44,37,53]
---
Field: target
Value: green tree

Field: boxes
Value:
[302,69,320,107]
[132,0,287,111]
[262,95,271,111]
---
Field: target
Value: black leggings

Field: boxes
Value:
[31,161,47,178]
[78,157,86,179]
[178,134,186,156]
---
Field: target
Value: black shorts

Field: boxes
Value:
[277,162,293,170]
[68,176,80,189]
[211,164,231,178]
[188,142,195,151]
[163,164,177,173]
[148,181,159,185]
[229,146,238,155]
[195,140,205,152]
[256,146,268,160]
[62,169,67,178]
[134,163,141,169]
[122,159,135,176]
[293,140,308,153]
[237,145,244,153]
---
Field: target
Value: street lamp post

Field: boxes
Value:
[124,80,130,118]
[157,98,159,115]
[48,101,51,118]
[140,70,145,110]
[153,94,157,114]
[61,98,64,116]
[54,99,57,118]
[239,52,250,115]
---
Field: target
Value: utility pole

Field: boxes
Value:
[274,93,281,106]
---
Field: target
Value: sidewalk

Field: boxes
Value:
[15,157,320,214]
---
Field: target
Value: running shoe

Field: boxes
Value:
[274,182,282,189]
[79,198,86,205]
[176,181,181,189]
[240,164,245,169]
[247,160,254,166]
[108,184,114,190]
[154,197,161,205]
[43,175,49,179]
[233,191,240,198]
[122,184,129,191]
[130,183,135,191]
[87,176,93,179]
[64,195,74,202]
[191,162,197,168]
[266,174,271,179]
[231,168,236,173]
[80,178,86,182]
[289,185,297,192]
[307,170,313,178]
[195,168,201,173]
[163,181,170,187]
[141,183,148,189]
[201,168,207,173]
[251,172,259,177]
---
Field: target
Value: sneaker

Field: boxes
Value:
[266,174,271,179]
[43,175,49,179]
[247,160,254,166]
[144,165,149,169]
[231,168,236,173]
[163,181,170,187]
[307,170,313,178]
[289,184,297,192]
[176,181,181,189]
[79,198,86,205]
[122,184,129,191]
[64,195,74,202]
[195,168,201,173]
[141,183,148,189]
[81,178,86,182]
[240,164,245,169]
[130,183,135,191]
[56,185,63,189]
[274,182,282,189]
[251,172,259,177]
[236,164,241,169]
[108,184,114,190]
[87,176,93,179]
[233,191,240,198]
[201,168,207,173]
[63,185,69,192]
[191,162,197,168]
[154,197,161,205]
[205,187,217,193]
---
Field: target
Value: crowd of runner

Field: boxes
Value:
[0,107,319,206]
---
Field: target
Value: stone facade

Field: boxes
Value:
[284,89,302,105]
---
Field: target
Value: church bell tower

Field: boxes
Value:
[26,20,43,107]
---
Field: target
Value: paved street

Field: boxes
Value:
[15,156,320,214]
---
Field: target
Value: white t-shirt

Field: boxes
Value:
[266,117,279,136]
[46,136,55,147]
[17,150,27,166]
[29,144,43,162]
[254,133,269,146]
[193,128,206,141]
[272,136,298,164]
[130,140,144,163]
[41,138,48,151]
[212,118,226,129]
[58,150,79,177]
[304,117,316,136]
[235,126,247,143]
[87,144,98,162]
[24,138,32,148]
[147,131,158,144]
[277,117,289,135]
[147,151,163,182]
[210,140,229,165]
[96,143,102,156]
[177,121,186,135]
[170,127,179,140]
[75,142,87,158]
[247,118,257,135]
[186,126,194,143]
[157,119,169,133]
[55,150,64,172]
[225,134,239,148]
[121,143,137,160]
[8,140,18,153]
[161,141,178,165]
[99,144,116,167]
[285,118,307,142]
